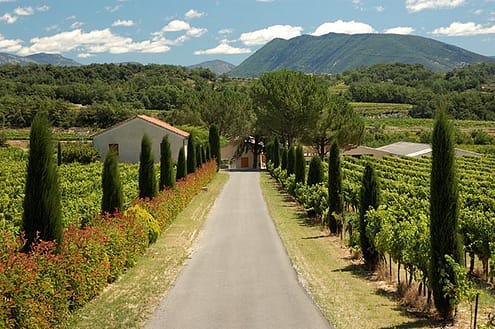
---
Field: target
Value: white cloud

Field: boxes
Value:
[405,0,466,12]
[186,27,207,37]
[256,0,275,2]
[0,13,17,24]
[194,42,251,55]
[375,6,385,12]
[0,0,16,2]
[46,24,58,32]
[112,19,135,27]
[77,53,94,58]
[0,33,23,52]
[105,5,121,13]
[432,21,495,36]
[14,6,34,16]
[312,20,376,36]
[71,21,84,29]
[240,25,303,46]
[219,28,234,35]
[162,19,190,32]
[37,5,50,12]
[66,15,76,20]
[16,28,172,56]
[185,9,204,20]
[384,26,415,34]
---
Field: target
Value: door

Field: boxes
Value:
[241,157,249,168]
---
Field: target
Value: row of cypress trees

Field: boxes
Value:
[268,108,462,320]
[22,116,221,252]
[356,109,462,320]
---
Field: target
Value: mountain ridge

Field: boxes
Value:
[188,60,235,75]
[0,52,80,66]
[229,33,495,77]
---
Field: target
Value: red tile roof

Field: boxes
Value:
[136,114,189,138]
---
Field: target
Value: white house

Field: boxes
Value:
[92,114,189,163]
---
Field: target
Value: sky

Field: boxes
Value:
[0,0,494,66]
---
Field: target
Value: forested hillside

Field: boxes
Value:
[340,63,495,120]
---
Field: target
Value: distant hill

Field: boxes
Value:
[229,33,495,77]
[188,60,235,75]
[0,52,80,66]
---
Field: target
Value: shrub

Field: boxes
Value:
[60,143,100,164]
[124,205,160,245]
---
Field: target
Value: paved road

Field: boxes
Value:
[145,171,331,329]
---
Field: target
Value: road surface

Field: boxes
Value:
[145,171,332,329]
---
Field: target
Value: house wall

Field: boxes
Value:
[221,143,257,169]
[93,118,188,163]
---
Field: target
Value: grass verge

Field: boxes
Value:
[62,172,229,329]
[259,173,433,329]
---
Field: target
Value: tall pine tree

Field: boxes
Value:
[22,112,62,251]
[281,148,288,171]
[176,146,187,180]
[138,134,157,199]
[359,163,380,270]
[209,125,221,171]
[101,150,123,214]
[159,135,174,190]
[328,142,343,234]
[294,145,305,184]
[429,109,462,320]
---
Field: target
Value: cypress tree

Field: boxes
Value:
[205,144,211,161]
[196,144,202,168]
[272,136,281,168]
[287,146,295,175]
[159,135,174,190]
[57,141,62,166]
[307,155,323,186]
[209,125,221,171]
[294,145,306,184]
[429,109,462,320]
[328,142,343,234]
[264,140,273,165]
[176,146,187,180]
[201,145,206,164]
[22,112,62,251]
[187,132,196,174]
[359,163,380,270]
[281,148,288,171]
[138,134,157,199]
[101,150,123,214]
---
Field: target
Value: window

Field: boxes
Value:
[109,143,119,155]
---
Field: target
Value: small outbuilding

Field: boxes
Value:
[92,114,189,163]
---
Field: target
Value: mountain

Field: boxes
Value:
[26,53,80,66]
[0,53,37,65]
[0,52,80,66]
[229,33,495,77]
[188,60,236,75]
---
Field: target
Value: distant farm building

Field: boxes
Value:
[343,142,480,158]
[221,138,264,169]
[92,115,189,163]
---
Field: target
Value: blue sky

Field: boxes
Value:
[0,0,494,66]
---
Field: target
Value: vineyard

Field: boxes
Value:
[269,150,495,318]
[0,147,139,231]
